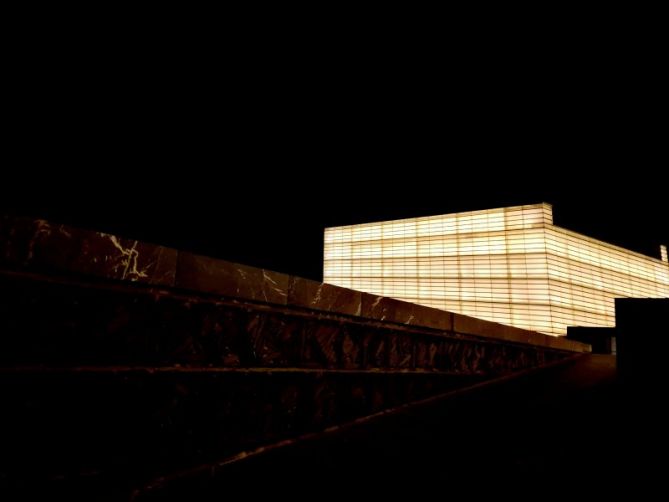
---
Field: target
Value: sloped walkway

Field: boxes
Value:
[138,355,629,500]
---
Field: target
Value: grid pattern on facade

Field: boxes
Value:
[323,203,669,336]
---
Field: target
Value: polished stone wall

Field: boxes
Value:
[0,215,586,354]
[0,215,589,498]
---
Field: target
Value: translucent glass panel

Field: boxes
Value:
[324,229,546,260]
[323,203,553,244]
[544,227,669,333]
[324,203,669,336]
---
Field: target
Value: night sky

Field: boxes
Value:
[4,168,666,282]
[4,38,666,282]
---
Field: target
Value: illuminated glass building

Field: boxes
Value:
[323,203,669,336]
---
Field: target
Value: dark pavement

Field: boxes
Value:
[140,354,667,500]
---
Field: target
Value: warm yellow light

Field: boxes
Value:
[323,203,669,336]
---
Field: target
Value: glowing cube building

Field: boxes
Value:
[323,203,669,336]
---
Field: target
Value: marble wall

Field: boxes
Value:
[0,215,589,497]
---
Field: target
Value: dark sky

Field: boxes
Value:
[4,32,666,281]
[4,168,666,282]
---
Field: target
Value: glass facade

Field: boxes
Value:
[323,203,669,336]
